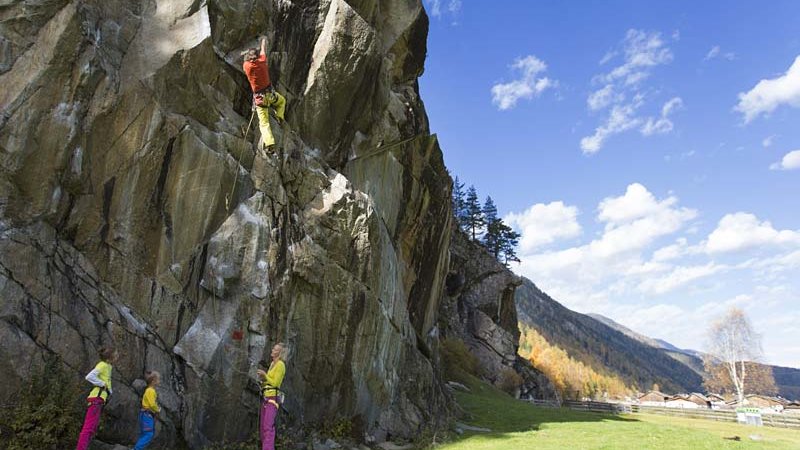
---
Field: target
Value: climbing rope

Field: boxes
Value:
[347,134,420,163]
[225,108,257,212]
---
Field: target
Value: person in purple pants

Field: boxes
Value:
[256,343,289,450]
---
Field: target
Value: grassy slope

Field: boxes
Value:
[434,375,800,450]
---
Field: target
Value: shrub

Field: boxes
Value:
[320,417,353,439]
[497,368,523,397]
[441,339,483,382]
[0,354,84,450]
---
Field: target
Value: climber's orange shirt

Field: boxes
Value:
[243,54,271,93]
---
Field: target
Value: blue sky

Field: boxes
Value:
[419,1,800,367]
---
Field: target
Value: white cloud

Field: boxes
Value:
[705,46,720,61]
[735,55,800,123]
[636,263,726,295]
[448,0,461,14]
[601,30,673,86]
[581,30,677,153]
[770,149,800,170]
[425,0,442,16]
[504,201,582,253]
[641,97,683,136]
[703,45,736,62]
[511,183,696,298]
[599,51,617,65]
[425,0,460,18]
[652,238,696,262]
[590,184,697,258]
[751,250,800,274]
[762,135,776,148]
[597,183,681,224]
[587,84,617,111]
[705,212,800,253]
[581,99,643,154]
[491,55,557,110]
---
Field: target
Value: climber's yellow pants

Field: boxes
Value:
[256,91,286,148]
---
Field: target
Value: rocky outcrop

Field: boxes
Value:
[439,229,557,400]
[0,0,453,447]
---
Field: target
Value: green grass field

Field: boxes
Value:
[434,376,800,450]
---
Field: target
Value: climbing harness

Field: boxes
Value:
[260,383,286,409]
[253,85,277,107]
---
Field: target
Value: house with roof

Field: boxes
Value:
[704,393,728,409]
[637,391,669,407]
[665,395,701,409]
[726,395,787,412]
[686,393,711,408]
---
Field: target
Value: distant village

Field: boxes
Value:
[636,390,800,414]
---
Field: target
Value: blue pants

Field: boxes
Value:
[134,411,155,450]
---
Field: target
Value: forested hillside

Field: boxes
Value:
[516,279,703,394]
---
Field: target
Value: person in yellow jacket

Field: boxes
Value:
[134,371,161,449]
[256,343,289,450]
[76,346,118,450]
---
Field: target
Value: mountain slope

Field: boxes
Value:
[587,313,662,349]
[516,279,703,393]
[773,366,800,400]
[589,314,707,376]
[591,315,800,400]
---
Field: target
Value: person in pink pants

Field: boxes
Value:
[257,343,289,450]
[76,346,118,450]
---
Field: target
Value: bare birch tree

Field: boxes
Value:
[706,308,763,404]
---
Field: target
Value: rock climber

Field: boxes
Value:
[75,346,118,450]
[242,36,286,156]
[133,370,161,450]
[256,343,289,450]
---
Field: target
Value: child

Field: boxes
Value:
[256,343,288,450]
[134,370,161,450]
[76,346,117,450]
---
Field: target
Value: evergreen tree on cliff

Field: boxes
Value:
[482,196,500,254]
[464,186,484,241]
[452,176,468,230]
[500,224,521,266]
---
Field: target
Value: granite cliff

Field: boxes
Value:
[1,0,453,447]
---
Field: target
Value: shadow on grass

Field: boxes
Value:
[450,373,638,439]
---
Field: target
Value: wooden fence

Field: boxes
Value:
[630,405,800,429]
[526,399,800,430]
[564,400,631,414]
[527,399,560,408]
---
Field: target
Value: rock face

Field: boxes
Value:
[0,0,452,447]
[439,229,557,400]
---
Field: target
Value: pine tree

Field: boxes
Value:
[464,186,484,241]
[451,176,467,230]
[482,196,500,252]
[482,196,498,225]
[500,222,521,266]
[484,218,503,258]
